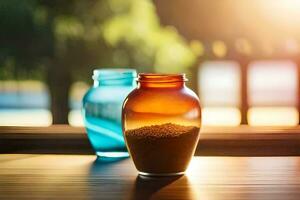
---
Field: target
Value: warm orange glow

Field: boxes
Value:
[201,106,299,127]
[190,40,205,56]
[212,40,227,58]
[202,107,241,126]
[0,109,52,126]
[248,107,299,126]
[259,0,300,26]
[235,38,252,55]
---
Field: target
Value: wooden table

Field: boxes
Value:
[1,154,300,199]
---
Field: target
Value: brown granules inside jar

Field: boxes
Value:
[125,123,200,175]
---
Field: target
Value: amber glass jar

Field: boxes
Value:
[122,73,201,176]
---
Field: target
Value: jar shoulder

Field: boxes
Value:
[83,87,101,103]
[181,87,200,102]
[83,86,134,104]
[123,87,201,111]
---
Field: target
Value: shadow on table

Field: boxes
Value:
[130,175,195,199]
[89,158,196,199]
[89,156,129,174]
[88,156,135,198]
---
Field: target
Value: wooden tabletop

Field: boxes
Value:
[1,154,300,199]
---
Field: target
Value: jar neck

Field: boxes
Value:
[137,73,187,89]
[94,79,135,87]
[92,69,136,87]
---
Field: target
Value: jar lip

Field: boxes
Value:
[93,68,137,81]
[138,73,188,83]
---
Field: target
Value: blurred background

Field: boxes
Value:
[1,0,300,127]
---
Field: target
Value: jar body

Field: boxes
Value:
[122,74,201,175]
[82,69,136,157]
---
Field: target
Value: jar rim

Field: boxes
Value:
[138,73,188,83]
[93,68,137,81]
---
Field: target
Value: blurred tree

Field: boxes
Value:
[0,0,196,124]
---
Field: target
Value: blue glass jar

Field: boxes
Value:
[82,69,137,157]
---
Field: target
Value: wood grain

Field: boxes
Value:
[1,125,300,155]
[1,154,300,199]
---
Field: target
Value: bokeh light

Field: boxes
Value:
[212,40,227,58]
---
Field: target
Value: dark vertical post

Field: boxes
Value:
[296,59,300,125]
[240,57,249,125]
[47,60,72,124]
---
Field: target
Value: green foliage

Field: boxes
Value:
[0,0,52,79]
[0,0,196,80]
[102,0,196,73]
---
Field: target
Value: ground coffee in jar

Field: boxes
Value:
[125,123,200,175]
[122,73,201,176]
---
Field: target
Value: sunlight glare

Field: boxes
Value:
[248,107,299,126]
[68,110,84,127]
[0,109,52,126]
[259,0,300,26]
[202,107,241,126]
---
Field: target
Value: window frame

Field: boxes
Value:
[198,57,300,125]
